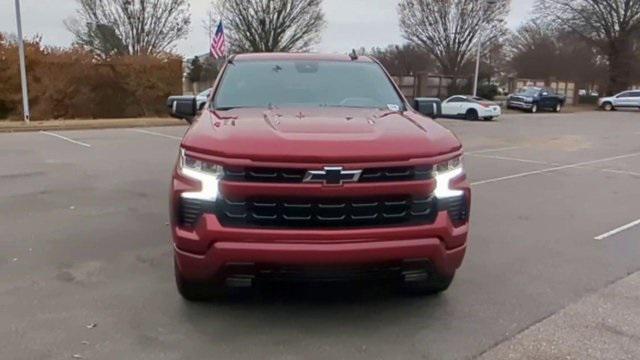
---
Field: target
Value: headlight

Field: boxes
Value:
[178,149,222,201]
[433,156,464,199]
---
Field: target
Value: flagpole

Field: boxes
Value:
[14,0,30,124]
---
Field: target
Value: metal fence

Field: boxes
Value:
[392,74,578,105]
[392,74,472,101]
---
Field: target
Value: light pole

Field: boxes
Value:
[472,0,498,97]
[14,0,30,124]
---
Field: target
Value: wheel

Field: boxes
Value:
[555,103,562,112]
[465,109,479,121]
[402,272,454,296]
[174,258,211,301]
[529,103,538,113]
[602,102,613,111]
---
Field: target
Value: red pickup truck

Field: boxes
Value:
[168,53,470,300]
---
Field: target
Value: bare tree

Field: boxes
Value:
[398,0,510,77]
[209,0,326,53]
[369,44,435,76]
[66,0,191,58]
[507,20,562,78]
[537,0,640,94]
[507,20,605,86]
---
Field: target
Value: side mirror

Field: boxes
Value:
[167,96,197,124]
[413,98,442,119]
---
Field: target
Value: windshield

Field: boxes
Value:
[213,60,404,110]
[516,88,540,96]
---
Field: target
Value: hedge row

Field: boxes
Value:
[0,35,182,120]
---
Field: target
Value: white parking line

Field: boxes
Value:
[467,153,555,165]
[466,146,523,155]
[595,218,640,240]
[40,131,91,148]
[129,128,182,140]
[600,168,640,177]
[472,151,640,186]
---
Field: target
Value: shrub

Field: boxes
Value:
[0,35,182,120]
[477,84,499,100]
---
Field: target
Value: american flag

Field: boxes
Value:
[210,21,226,59]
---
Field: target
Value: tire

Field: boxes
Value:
[465,109,479,121]
[555,103,562,112]
[602,102,613,111]
[174,259,211,301]
[402,272,454,296]
[529,103,538,113]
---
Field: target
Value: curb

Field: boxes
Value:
[0,119,185,133]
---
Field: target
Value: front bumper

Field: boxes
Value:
[479,107,502,118]
[507,101,533,109]
[173,208,469,282]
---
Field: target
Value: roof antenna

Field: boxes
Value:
[349,49,358,61]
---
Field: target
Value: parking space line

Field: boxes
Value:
[600,168,640,177]
[466,153,640,177]
[40,131,91,148]
[472,151,640,186]
[595,218,640,240]
[466,146,523,155]
[129,128,182,140]
[467,154,555,165]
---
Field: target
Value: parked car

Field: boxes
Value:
[441,95,501,121]
[167,53,470,300]
[196,88,212,111]
[598,90,640,111]
[507,87,566,113]
[579,89,600,97]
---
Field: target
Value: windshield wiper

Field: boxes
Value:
[214,106,244,111]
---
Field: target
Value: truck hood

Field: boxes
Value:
[182,107,461,162]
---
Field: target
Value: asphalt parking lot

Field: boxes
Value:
[1,110,639,360]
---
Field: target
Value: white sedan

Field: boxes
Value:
[441,95,502,121]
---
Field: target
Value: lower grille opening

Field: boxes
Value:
[179,198,214,227]
[439,195,469,223]
[223,262,405,283]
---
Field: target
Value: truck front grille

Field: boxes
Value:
[216,196,438,228]
[223,165,432,183]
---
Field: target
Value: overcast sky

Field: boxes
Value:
[0,0,535,56]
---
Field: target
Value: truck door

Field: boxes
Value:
[629,91,640,107]
[540,88,556,109]
[614,92,632,107]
